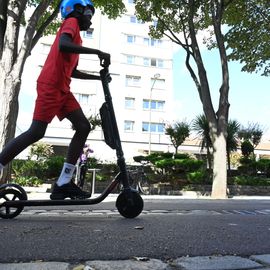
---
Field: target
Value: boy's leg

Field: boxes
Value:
[66,108,91,165]
[51,109,91,200]
[0,120,47,167]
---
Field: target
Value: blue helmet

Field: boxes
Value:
[60,0,95,19]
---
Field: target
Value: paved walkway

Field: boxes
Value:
[1,254,270,269]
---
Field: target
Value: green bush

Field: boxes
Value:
[187,171,206,184]
[174,159,204,172]
[12,159,48,180]
[238,157,257,176]
[257,159,270,177]
[154,159,175,170]
[174,153,190,159]
[13,176,43,187]
[232,175,270,186]
[45,156,65,179]
[12,156,65,181]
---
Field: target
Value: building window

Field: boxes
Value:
[74,93,90,105]
[125,97,135,109]
[127,55,135,64]
[143,58,150,66]
[143,100,165,111]
[144,38,162,47]
[142,122,165,133]
[143,58,163,67]
[124,120,135,132]
[151,58,157,67]
[127,35,136,44]
[130,16,136,23]
[83,28,94,38]
[125,75,141,87]
[129,15,143,24]
[157,59,164,68]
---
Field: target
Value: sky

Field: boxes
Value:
[172,48,270,140]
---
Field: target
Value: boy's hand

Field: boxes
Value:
[99,51,111,67]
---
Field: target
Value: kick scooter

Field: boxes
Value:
[0,58,144,219]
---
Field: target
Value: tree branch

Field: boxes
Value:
[0,0,8,57]
[31,1,61,51]
[14,0,51,76]
[211,0,230,129]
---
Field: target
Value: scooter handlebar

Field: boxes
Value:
[100,55,111,68]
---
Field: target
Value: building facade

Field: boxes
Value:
[19,1,175,163]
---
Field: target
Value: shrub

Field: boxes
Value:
[241,140,254,158]
[13,176,43,187]
[187,171,206,184]
[232,175,270,186]
[257,159,270,177]
[174,159,204,172]
[174,153,190,159]
[12,159,48,180]
[45,156,65,179]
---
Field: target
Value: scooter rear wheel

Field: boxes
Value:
[0,188,25,219]
[116,189,143,218]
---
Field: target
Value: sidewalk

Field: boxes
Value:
[1,254,270,270]
[23,184,270,200]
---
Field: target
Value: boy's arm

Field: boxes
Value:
[59,33,109,60]
[72,69,100,80]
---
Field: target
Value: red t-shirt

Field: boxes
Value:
[37,17,82,92]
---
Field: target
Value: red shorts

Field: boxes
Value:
[33,83,81,123]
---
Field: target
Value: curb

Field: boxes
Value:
[1,255,270,270]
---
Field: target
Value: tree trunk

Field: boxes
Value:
[211,133,227,199]
[206,146,212,171]
[0,66,21,183]
[227,151,231,176]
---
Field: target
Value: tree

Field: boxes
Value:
[136,0,267,198]
[165,121,190,155]
[238,122,263,158]
[192,114,212,171]
[135,0,234,198]
[226,119,240,173]
[224,1,270,76]
[0,0,125,183]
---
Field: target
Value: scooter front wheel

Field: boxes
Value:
[0,188,25,219]
[116,189,143,218]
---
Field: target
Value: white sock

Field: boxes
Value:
[56,162,75,186]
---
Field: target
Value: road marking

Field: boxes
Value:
[19,209,270,216]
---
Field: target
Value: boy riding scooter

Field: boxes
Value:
[0,0,110,200]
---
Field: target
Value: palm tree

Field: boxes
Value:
[165,121,190,155]
[192,114,212,170]
[226,119,241,173]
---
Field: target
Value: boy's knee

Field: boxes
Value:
[76,120,91,136]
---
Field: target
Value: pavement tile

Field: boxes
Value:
[85,259,169,270]
[0,262,70,270]
[173,256,263,270]
[250,255,270,266]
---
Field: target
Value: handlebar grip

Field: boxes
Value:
[100,57,111,68]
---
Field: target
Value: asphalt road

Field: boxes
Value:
[0,197,269,263]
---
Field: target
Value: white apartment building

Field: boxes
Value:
[19,1,175,163]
